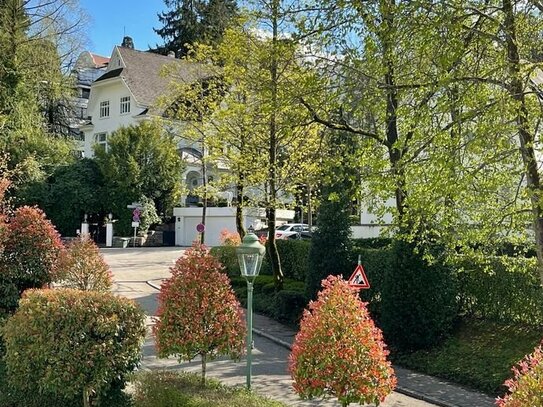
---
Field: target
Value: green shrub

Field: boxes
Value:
[42,158,105,236]
[352,238,393,250]
[273,290,307,325]
[380,240,458,351]
[454,255,543,326]
[0,206,63,314]
[210,245,240,277]
[276,240,310,281]
[2,288,146,407]
[133,371,286,407]
[55,236,113,291]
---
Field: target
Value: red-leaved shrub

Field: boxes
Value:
[289,275,396,407]
[56,236,112,291]
[219,228,241,246]
[154,243,245,383]
[0,206,63,313]
[496,342,543,407]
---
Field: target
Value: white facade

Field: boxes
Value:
[81,79,144,157]
[173,207,295,246]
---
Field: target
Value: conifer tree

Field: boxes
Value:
[153,0,237,57]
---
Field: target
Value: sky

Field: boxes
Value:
[80,0,166,57]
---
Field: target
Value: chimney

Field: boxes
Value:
[167,51,176,58]
[121,36,134,49]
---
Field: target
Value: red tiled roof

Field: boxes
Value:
[90,53,110,68]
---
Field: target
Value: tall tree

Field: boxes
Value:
[153,0,238,57]
[161,12,322,287]
[94,121,184,235]
[0,0,88,197]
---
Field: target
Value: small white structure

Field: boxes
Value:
[173,207,295,246]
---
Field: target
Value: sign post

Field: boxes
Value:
[131,207,141,248]
[348,255,370,289]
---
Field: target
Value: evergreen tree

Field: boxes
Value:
[153,0,237,57]
[305,131,358,301]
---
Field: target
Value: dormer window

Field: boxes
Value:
[120,96,131,114]
[100,101,110,118]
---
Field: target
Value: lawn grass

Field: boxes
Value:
[392,319,542,396]
[132,370,287,407]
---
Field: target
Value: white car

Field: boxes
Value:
[275,223,311,239]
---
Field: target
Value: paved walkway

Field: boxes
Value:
[104,247,496,407]
[251,313,496,407]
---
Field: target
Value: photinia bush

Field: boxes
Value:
[56,236,113,291]
[289,275,396,407]
[496,342,543,407]
[219,228,241,246]
[154,243,245,384]
[0,206,63,313]
[2,288,146,407]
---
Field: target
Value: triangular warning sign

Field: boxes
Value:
[348,264,370,289]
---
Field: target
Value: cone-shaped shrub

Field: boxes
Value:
[289,275,396,407]
[56,236,112,291]
[0,206,63,313]
[496,342,543,407]
[2,288,146,407]
[154,243,245,384]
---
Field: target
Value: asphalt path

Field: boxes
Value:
[104,247,438,407]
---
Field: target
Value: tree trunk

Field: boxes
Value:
[503,0,543,286]
[267,0,284,289]
[200,353,207,385]
[83,387,91,407]
[381,0,407,219]
[236,181,245,238]
[200,140,207,244]
[267,206,283,289]
[307,183,313,229]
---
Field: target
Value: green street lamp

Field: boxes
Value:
[236,231,265,390]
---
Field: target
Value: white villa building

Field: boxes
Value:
[78,37,295,245]
[77,37,395,245]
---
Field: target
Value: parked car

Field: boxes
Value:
[275,223,311,240]
[286,231,313,240]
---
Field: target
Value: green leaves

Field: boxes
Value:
[2,288,146,404]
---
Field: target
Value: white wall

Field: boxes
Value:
[173,207,295,246]
[82,79,144,157]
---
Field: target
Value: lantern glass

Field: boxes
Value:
[238,253,263,278]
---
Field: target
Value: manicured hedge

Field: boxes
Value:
[355,246,392,318]
[230,275,307,325]
[211,240,310,281]
[455,255,543,326]
[217,237,543,329]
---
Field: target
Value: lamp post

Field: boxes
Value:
[236,231,265,390]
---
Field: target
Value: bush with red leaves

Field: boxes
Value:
[289,275,396,407]
[496,342,543,407]
[154,243,245,384]
[0,206,63,313]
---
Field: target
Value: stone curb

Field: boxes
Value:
[147,279,461,407]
